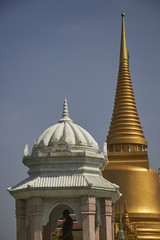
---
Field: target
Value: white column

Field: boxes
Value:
[112,203,115,240]
[95,225,100,240]
[100,198,112,240]
[81,196,96,240]
[16,199,26,240]
[28,197,43,240]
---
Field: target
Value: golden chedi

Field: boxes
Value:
[103,13,160,240]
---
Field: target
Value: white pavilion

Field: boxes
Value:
[8,98,121,240]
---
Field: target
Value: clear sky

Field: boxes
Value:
[1,0,160,239]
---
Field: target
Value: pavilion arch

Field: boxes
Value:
[43,201,82,240]
[42,198,82,227]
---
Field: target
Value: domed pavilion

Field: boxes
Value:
[8,98,121,240]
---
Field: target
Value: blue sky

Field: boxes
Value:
[1,1,160,239]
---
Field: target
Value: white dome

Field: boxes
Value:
[33,99,99,151]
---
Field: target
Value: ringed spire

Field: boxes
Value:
[58,98,73,123]
[62,97,69,117]
[107,13,148,152]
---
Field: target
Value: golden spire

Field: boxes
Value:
[120,13,128,60]
[107,13,148,152]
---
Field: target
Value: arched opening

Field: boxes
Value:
[43,204,82,240]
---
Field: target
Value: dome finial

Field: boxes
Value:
[58,98,73,123]
[62,98,69,117]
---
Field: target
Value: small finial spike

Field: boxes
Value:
[62,98,69,117]
[119,201,123,230]
[58,98,73,123]
[123,198,130,224]
[24,144,29,156]
[127,51,130,66]
[116,200,126,240]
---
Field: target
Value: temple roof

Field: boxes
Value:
[8,174,119,192]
